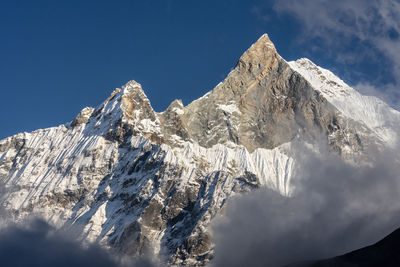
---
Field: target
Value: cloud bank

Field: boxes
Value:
[210,143,400,267]
[0,218,156,267]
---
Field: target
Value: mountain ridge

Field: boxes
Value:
[0,33,399,266]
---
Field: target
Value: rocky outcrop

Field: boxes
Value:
[71,107,94,127]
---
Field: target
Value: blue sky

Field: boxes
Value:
[1,0,399,139]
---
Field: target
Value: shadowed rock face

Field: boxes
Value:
[0,34,398,266]
[286,228,400,267]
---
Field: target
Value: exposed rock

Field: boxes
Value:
[71,107,94,127]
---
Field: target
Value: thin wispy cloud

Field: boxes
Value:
[273,0,400,108]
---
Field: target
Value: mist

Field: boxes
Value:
[210,142,400,267]
[0,218,156,267]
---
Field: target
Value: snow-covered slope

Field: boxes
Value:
[289,58,400,146]
[0,34,399,266]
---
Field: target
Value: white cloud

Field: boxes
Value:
[211,142,400,266]
[273,0,400,108]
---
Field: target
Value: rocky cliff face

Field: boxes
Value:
[0,34,399,266]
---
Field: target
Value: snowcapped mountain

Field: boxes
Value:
[0,34,399,266]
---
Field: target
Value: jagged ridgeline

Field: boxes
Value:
[0,34,399,266]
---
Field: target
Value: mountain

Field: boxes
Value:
[287,227,400,267]
[0,34,399,266]
[317,227,400,267]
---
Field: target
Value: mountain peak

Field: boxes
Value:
[242,34,277,58]
[255,33,275,48]
[233,33,279,83]
[122,80,145,94]
[120,80,151,105]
